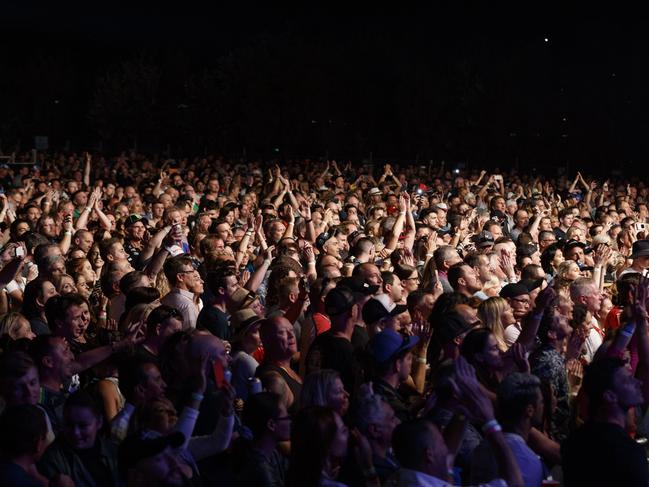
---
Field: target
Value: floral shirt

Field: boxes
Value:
[530,344,570,442]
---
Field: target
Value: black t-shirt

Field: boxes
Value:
[197,306,231,341]
[75,442,114,487]
[562,421,648,487]
[305,330,362,394]
[238,444,288,487]
[0,462,42,487]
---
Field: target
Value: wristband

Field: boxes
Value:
[481,419,502,435]
[64,231,72,236]
[305,218,312,223]
[620,322,636,338]
[415,356,427,364]
[85,207,92,212]
[191,392,205,402]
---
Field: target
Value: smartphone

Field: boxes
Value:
[494,175,503,182]
[213,360,227,389]
[15,247,24,258]
[635,223,647,233]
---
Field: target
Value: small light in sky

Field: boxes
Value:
[544,38,549,43]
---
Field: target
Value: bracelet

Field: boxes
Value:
[415,355,427,364]
[305,218,312,223]
[620,322,636,338]
[64,231,72,236]
[481,419,502,435]
[85,207,92,212]
[191,392,205,402]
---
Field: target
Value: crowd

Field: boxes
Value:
[0,152,648,486]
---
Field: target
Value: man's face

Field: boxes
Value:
[566,246,584,263]
[508,294,531,320]
[136,447,192,487]
[396,352,413,383]
[26,206,41,223]
[582,285,603,314]
[61,304,87,341]
[41,218,57,237]
[222,275,240,299]
[361,264,383,287]
[160,318,183,340]
[515,211,529,229]
[1,365,40,407]
[324,238,341,258]
[487,224,503,240]
[267,318,297,358]
[424,212,439,229]
[76,232,94,253]
[561,213,574,228]
[178,266,204,295]
[460,265,482,294]
[49,337,75,380]
[474,255,493,283]
[127,222,146,241]
[142,363,167,400]
[109,242,130,262]
[388,275,404,303]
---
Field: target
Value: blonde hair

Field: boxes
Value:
[477,297,509,352]
[0,312,28,340]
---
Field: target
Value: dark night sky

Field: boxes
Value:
[1,2,649,171]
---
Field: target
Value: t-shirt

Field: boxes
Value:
[197,306,231,341]
[0,462,42,487]
[238,445,288,487]
[255,363,302,414]
[562,422,648,487]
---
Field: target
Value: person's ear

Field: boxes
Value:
[525,403,535,419]
[267,418,276,433]
[42,356,54,369]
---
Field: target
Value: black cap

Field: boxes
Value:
[362,295,408,325]
[316,232,336,251]
[520,278,544,293]
[432,312,473,346]
[324,287,357,317]
[337,276,379,297]
[119,432,185,472]
[472,230,494,248]
[499,282,530,299]
[631,239,649,259]
[124,214,149,228]
[563,239,586,251]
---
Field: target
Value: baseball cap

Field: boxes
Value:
[337,276,379,297]
[362,294,408,326]
[472,230,494,248]
[315,232,337,251]
[630,239,649,259]
[124,214,149,228]
[367,328,419,364]
[435,203,449,211]
[432,312,473,346]
[499,282,530,299]
[119,431,185,472]
[324,287,357,317]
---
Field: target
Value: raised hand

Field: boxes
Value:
[450,356,495,423]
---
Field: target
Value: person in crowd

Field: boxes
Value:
[238,392,291,487]
[301,369,350,418]
[161,256,204,329]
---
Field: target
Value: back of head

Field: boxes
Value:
[497,372,541,421]
[569,277,595,302]
[582,357,626,416]
[301,369,341,409]
[391,419,435,470]
[0,404,47,458]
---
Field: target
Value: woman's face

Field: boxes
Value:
[565,263,581,281]
[480,334,503,370]
[63,406,102,450]
[552,249,564,269]
[13,317,36,341]
[501,303,516,327]
[81,260,97,283]
[75,275,91,298]
[58,276,77,295]
[403,271,420,293]
[327,377,350,417]
[329,412,349,459]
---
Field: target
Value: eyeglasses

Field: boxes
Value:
[511,297,531,306]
